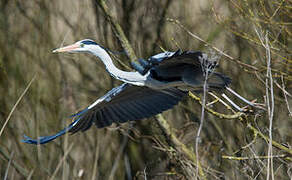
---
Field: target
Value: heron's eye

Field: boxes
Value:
[80,44,85,48]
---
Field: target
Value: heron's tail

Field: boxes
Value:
[207,72,231,91]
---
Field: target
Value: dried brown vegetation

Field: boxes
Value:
[0,0,291,179]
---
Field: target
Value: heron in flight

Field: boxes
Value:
[23,39,233,145]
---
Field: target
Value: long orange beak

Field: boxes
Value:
[52,44,79,53]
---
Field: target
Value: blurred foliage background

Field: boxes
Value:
[0,0,291,179]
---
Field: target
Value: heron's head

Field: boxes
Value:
[52,39,101,53]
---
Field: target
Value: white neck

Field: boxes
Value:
[89,46,147,86]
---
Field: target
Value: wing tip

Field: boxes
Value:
[21,134,54,145]
[22,111,87,145]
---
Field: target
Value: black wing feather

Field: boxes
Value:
[71,84,186,132]
[149,50,231,90]
[152,50,203,68]
[22,83,186,144]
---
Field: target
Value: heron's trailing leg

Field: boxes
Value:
[221,87,266,112]
[226,87,255,107]
[221,93,244,112]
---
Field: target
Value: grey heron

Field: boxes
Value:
[22,39,231,145]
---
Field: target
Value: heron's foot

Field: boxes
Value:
[138,58,151,68]
[131,61,149,75]
[222,90,266,114]
[241,100,266,113]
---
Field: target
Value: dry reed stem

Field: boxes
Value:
[26,169,34,180]
[0,75,36,138]
[49,143,74,180]
[91,136,100,180]
[108,135,128,180]
[0,148,29,177]
[4,151,14,180]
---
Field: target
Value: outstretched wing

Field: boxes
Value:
[22,83,186,144]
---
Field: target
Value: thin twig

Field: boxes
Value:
[274,80,292,98]
[143,166,147,180]
[255,28,275,180]
[222,154,286,160]
[281,75,292,117]
[247,124,292,157]
[195,61,209,179]
[265,32,275,180]
[167,18,258,71]
[189,92,292,157]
